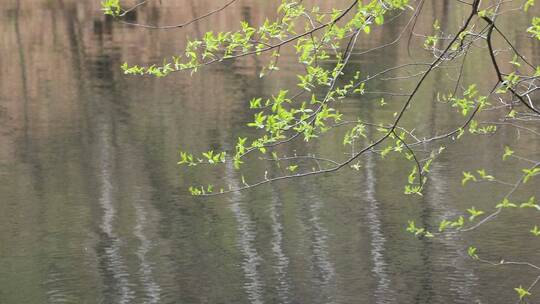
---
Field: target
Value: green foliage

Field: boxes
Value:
[404,184,423,195]
[188,185,215,196]
[522,167,540,183]
[167,0,418,192]
[454,84,481,116]
[343,121,367,145]
[462,171,477,186]
[527,17,540,40]
[178,152,197,166]
[496,198,518,209]
[424,20,440,49]
[404,166,423,196]
[436,85,489,118]
[497,72,520,94]
[503,146,514,160]
[467,207,484,221]
[514,286,531,301]
[450,216,465,229]
[467,246,479,259]
[510,55,521,67]
[101,0,121,17]
[520,197,540,210]
[524,0,536,12]
[438,220,452,232]
[177,151,226,166]
[476,169,494,181]
[406,220,433,238]
[530,225,540,236]
[286,165,298,172]
[202,151,227,164]
[468,120,496,134]
[478,9,495,18]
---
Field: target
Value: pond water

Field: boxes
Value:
[1,1,540,303]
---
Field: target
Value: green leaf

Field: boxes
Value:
[530,225,540,236]
[496,198,518,208]
[503,146,514,161]
[524,0,535,12]
[468,246,478,259]
[101,0,121,16]
[467,207,485,221]
[439,219,452,232]
[406,220,417,234]
[527,17,540,40]
[363,25,371,34]
[510,54,521,67]
[520,197,540,210]
[462,172,477,186]
[287,165,298,172]
[514,286,531,300]
[249,97,262,109]
[476,169,494,181]
[451,216,464,229]
[522,167,540,183]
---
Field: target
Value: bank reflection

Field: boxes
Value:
[225,161,265,304]
[363,152,396,304]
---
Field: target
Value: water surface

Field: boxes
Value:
[1,1,539,303]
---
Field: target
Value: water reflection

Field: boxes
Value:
[226,162,265,304]
[96,115,135,304]
[425,164,478,304]
[304,189,337,303]
[268,191,292,304]
[363,153,396,304]
[133,190,162,304]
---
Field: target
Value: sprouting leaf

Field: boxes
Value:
[507,109,517,118]
[527,17,540,40]
[287,165,298,172]
[468,246,478,259]
[351,162,362,171]
[101,0,121,16]
[451,216,464,229]
[456,128,465,140]
[520,197,540,210]
[514,286,531,300]
[406,220,417,234]
[522,167,540,183]
[462,172,477,186]
[363,25,371,34]
[524,0,535,12]
[439,219,452,232]
[510,55,521,67]
[496,198,518,208]
[188,186,203,196]
[467,207,485,221]
[381,146,393,158]
[375,15,384,25]
[249,97,262,109]
[404,185,423,196]
[476,169,495,181]
[531,225,540,236]
[406,220,429,237]
[503,146,514,160]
